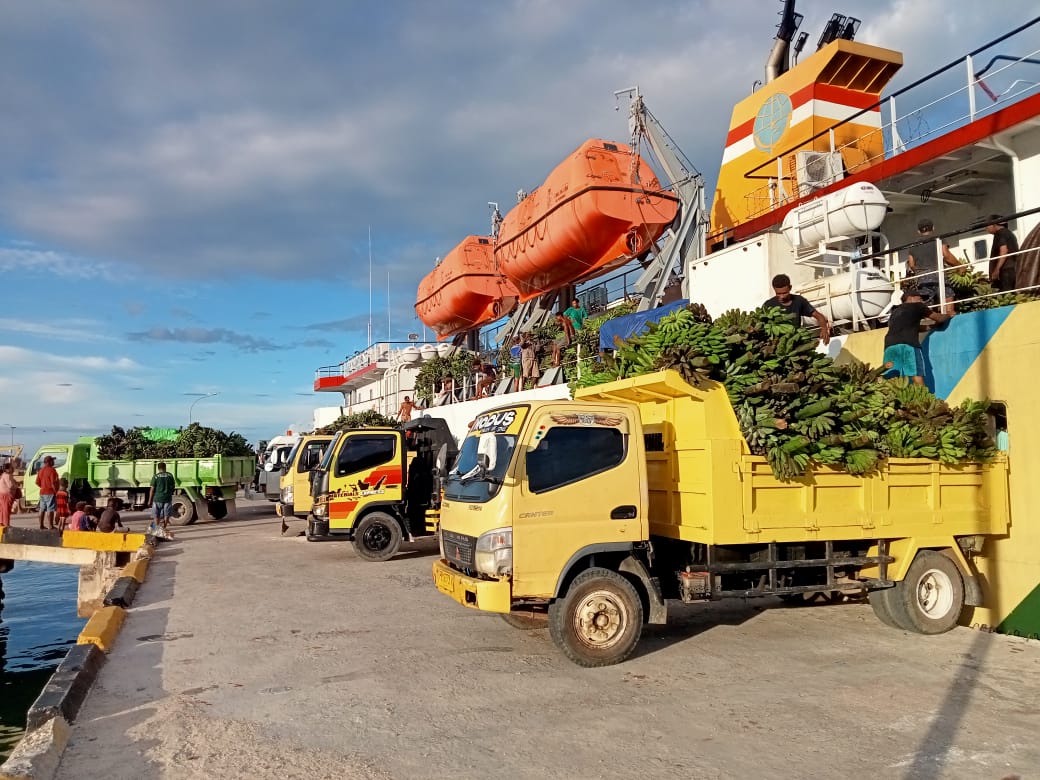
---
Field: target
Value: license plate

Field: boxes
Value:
[435,569,455,595]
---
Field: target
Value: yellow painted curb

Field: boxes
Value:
[62,530,146,553]
[77,606,126,653]
[122,558,150,583]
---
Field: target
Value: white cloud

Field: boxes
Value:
[0,318,122,343]
[0,345,142,373]
[0,246,123,281]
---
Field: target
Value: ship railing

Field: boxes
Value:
[739,21,1040,227]
[809,203,1040,328]
[314,340,434,380]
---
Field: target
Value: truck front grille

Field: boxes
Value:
[442,529,477,571]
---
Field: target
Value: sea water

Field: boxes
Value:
[0,562,83,760]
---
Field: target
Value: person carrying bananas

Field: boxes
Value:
[882,290,951,385]
[763,274,831,345]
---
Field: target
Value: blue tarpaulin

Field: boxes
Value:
[598,299,690,351]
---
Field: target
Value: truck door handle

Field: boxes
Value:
[610,505,637,520]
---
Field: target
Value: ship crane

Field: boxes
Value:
[615,87,708,311]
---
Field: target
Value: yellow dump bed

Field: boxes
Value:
[575,371,1010,545]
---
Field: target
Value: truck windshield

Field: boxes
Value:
[283,440,303,470]
[444,434,516,503]
[30,450,68,474]
[316,432,343,471]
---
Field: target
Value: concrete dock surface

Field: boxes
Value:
[48,497,1040,779]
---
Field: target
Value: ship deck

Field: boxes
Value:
[28,497,1040,779]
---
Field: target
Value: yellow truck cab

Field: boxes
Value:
[433,370,1012,667]
[309,417,457,561]
[277,434,332,527]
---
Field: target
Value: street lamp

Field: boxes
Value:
[185,392,219,424]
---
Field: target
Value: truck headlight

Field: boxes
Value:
[474,527,512,576]
[313,502,327,518]
[281,485,294,503]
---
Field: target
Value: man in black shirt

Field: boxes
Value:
[883,291,951,385]
[763,274,831,344]
[986,215,1019,291]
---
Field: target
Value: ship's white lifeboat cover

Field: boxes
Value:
[400,346,421,364]
[437,343,457,359]
[420,344,438,361]
[781,182,889,248]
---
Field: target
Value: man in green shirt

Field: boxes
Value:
[149,461,176,530]
[563,298,587,331]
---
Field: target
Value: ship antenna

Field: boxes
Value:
[368,225,373,347]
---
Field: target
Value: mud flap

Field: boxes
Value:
[619,556,668,625]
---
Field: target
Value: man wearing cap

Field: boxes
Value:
[35,455,60,530]
[986,215,1019,292]
[883,290,952,386]
[908,218,961,315]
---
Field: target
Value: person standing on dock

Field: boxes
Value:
[35,455,60,530]
[0,463,15,527]
[986,215,1019,292]
[763,274,831,345]
[56,478,71,531]
[149,462,176,532]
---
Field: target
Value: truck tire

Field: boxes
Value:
[868,585,913,630]
[352,512,402,562]
[548,567,643,668]
[898,550,965,634]
[501,612,547,630]
[169,494,197,526]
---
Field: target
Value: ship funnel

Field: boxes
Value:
[765,0,803,83]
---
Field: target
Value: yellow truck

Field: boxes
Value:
[432,370,1011,666]
[277,434,333,531]
[308,417,457,561]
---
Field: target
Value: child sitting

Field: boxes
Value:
[97,498,126,533]
[67,501,93,532]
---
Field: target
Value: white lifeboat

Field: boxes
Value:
[781,183,889,248]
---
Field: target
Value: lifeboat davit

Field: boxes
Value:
[495,138,680,301]
[415,235,519,340]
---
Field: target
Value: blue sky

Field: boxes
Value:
[2,0,1034,456]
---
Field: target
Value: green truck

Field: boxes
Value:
[23,437,254,525]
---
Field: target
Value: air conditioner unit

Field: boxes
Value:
[796,151,845,197]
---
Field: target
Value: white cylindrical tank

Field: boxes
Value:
[400,346,421,364]
[437,343,457,358]
[803,267,894,322]
[781,183,889,248]
[420,344,438,361]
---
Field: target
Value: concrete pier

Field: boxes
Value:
[22,497,1040,779]
[0,528,146,617]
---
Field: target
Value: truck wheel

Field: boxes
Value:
[868,585,913,630]
[501,612,547,630]
[548,567,643,668]
[898,551,965,634]
[352,512,402,562]
[169,495,197,526]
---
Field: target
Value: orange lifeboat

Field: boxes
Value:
[495,138,679,301]
[415,235,519,340]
